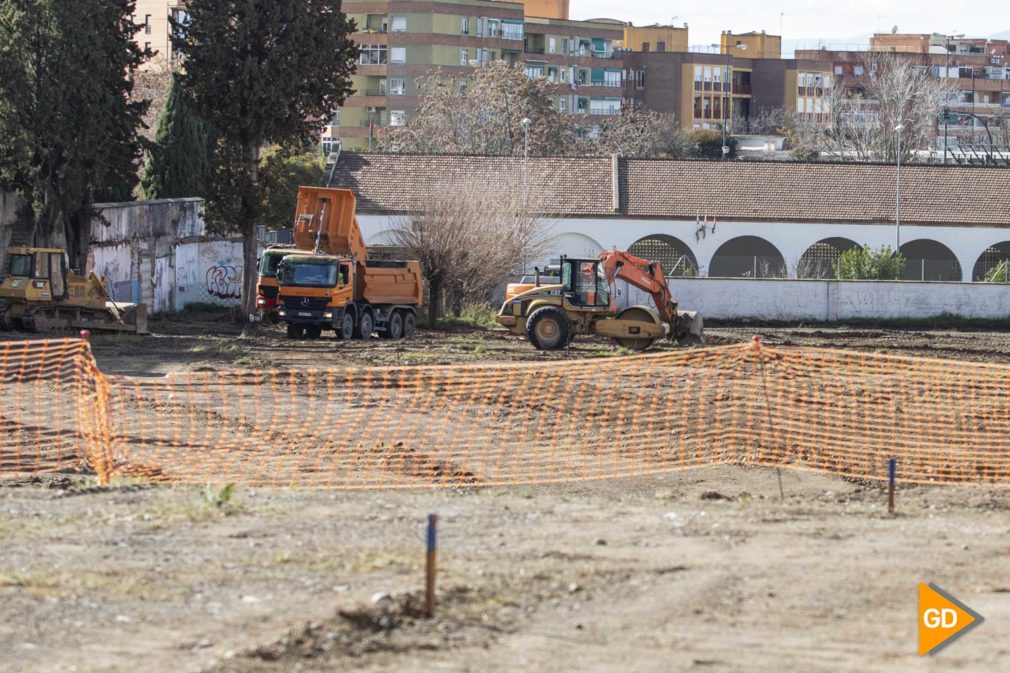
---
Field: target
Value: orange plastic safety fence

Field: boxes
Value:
[1,337,1009,488]
[0,338,112,480]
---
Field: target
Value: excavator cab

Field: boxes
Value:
[1,248,70,305]
[560,257,611,309]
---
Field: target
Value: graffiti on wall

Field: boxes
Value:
[206,264,242,299]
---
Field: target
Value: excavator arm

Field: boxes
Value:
[598,251,678,324]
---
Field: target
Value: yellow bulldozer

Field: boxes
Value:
[0,247,148,334]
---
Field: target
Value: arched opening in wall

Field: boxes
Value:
[972,242,1010,282]
[797,238,860,279]
[628,234,698,276]
[709,236,787,278]
[898,240,962,282]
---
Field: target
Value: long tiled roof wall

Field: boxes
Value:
[329,153,1010,226]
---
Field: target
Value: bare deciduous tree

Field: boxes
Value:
[388,174,552,324]
[379,61,686,158]
[792,53,954,162]
[379,61,570,156]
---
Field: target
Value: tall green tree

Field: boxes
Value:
[140,75,214,199]
[0,0,148,270]
[259,146,325,229]
[173,0,357,316]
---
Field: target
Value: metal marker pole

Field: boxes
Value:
[887,457,896,515]
[424,513,438,617]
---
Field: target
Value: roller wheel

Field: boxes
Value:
[356,311,374,340]
[382,311,404,339]
[525,306,572,350]
[336,313,354,340]
[286,324,305,339]
[402,312,416,339]
[612,306,658,352]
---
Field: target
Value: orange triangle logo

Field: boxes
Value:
[918,583,984,656]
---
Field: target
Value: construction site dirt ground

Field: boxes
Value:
[17,308,1010,374]
[3,314,1010,672]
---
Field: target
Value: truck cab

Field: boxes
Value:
[256,246,296,321]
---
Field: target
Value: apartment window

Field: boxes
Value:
[390,47,406,64]
[589,98,621,115]
[388,78,406,95]
[358,45,388,65]
[559,67,568,82]
[642,42,650,52]
[144,42,151,52]
[460,17,469,34]
[834,65,843,76]
[549,38,556,54]
[559,99,568,112]
[391,16,406,32]
[604,69,622,87]
[635,70,645,88]
[525,64,544,79]
[657,41,666,53]
[488,19,499,37]
[378,79,387,95]
[390,110,406,127]
[459,49,468,66]
[144,15,151,34]
[693,65,702,90]
[853,64,864,76]
[502,21,523,41]
[561,38,569,53]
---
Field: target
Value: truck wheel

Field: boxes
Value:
[356,311,374,340]
[525,306,572,350]
[336,314,354,340]
[382,311,403,339]
[305,326,322,339]
[402,312,416,339]
[286,324,305,339]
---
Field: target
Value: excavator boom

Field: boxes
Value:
[598,250,704,344]
[598,251,678,324]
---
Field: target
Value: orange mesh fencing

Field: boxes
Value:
[1,336,1009,488]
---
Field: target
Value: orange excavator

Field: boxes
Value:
[496,251,703,351]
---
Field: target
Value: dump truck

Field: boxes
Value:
[256,245,296,322]
[275,187,422,339]
[0,246,148,334]
[496,251,703,351]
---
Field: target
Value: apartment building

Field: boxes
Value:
[623,51,832,132]
[721,30,781,59]
[133,0,188,68]
[797,33,1010,145]
[620,23,690,54]
[523,16,625,117]
[332,0,623,149]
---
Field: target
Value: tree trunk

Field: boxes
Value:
[427,278,441,327]
[240,143,261,319]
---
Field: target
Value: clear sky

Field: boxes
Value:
[570,0,1010,52]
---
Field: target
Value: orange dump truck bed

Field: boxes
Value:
[292,186,367,260]
[356,259,424,306]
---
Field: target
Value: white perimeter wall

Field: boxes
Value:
[620,278,1010,320]
[358,215,1010,282]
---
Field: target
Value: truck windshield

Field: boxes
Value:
[278,260,338,287]
[8,255,31,277]
[258,251,289,278]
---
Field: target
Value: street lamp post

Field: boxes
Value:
[895,123,904,251]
